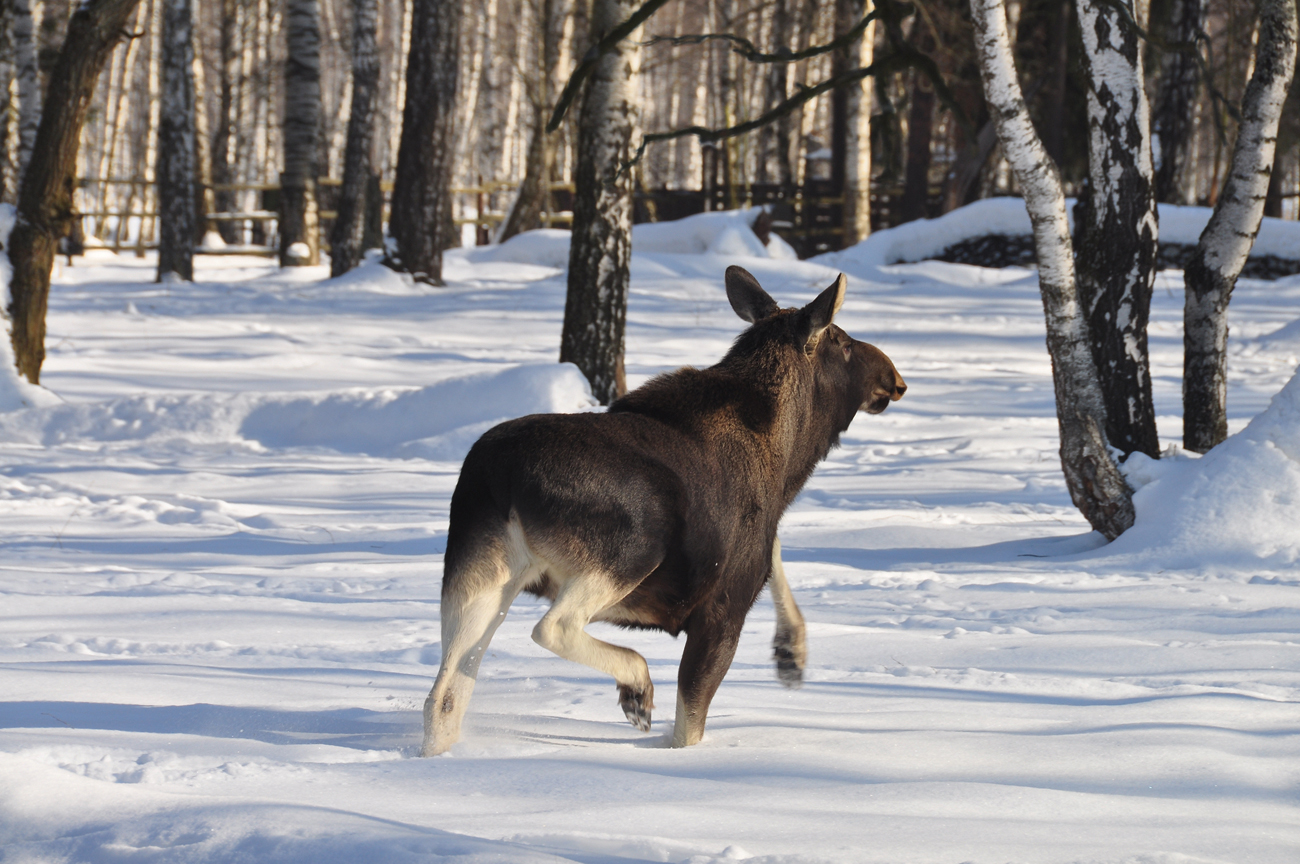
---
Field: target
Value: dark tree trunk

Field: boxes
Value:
[1183,0,1297,452]
[281,0,322,267]
[390,0,461,284]
[157,0,196,282]
[757,0,792,187]
[1074,0,1161,459]
[1152,0,1204,204]
[900,16,937,224]
[899,12,936,228]
[6,0,144,384]
[560,0,641,405]
[329,0,380,277]
[1264,144,1285,218]
[899,79,934,224]
[1014,0,1070,167]
[211,0,238,244]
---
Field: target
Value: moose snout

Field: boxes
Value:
[865,374,906,414]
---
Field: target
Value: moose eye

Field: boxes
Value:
[842,344,852,361]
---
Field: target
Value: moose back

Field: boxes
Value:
[422,266,905,755]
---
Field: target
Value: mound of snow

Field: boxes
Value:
[818,198,1300,275]
[465,208,788,270]
[241,363,598,459]
[633,207,772,257]
[0,363,598,461]
[817,198,1038,272]
[1101,365,1300,569]
[467,228,573,269]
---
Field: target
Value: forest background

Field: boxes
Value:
[0,0,1293,267]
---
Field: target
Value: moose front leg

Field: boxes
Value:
[768,537,806,688]
[672,614,744,747]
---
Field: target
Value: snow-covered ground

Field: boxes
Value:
[2,208,1299,863]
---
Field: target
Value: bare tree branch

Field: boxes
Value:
[639,7,885,65]
[545,0,672,132]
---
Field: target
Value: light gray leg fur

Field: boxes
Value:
[769,537,807,688]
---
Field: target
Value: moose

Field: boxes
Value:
[422,266,906,755]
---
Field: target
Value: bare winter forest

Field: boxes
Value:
[0,0,1294,260]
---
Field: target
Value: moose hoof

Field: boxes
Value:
[618,683,654,732]
[773,636,804,689]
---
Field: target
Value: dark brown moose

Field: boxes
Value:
[422,266,906,755]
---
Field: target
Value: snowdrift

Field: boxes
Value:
[816,197,1300,275]
[0,363,598,461]
[1104,364,1300,570]
[463,207,796,268]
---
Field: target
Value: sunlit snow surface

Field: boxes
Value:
[1,235,1299,863]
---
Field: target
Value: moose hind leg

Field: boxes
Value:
[532,575,655,731]
[422,543,533,757]
[768,537,807,688]
[673,614,744,748]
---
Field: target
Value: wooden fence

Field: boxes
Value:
[71,176,931,261]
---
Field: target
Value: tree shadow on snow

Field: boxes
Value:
[0,700,414,750]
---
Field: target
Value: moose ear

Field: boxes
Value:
[795,273,847,349]
[726,266,779,323]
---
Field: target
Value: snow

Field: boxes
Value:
[817,197,1300,273]
[2,206,1299,863]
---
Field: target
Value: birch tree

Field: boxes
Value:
[156,0,196,281]
[835,0,872,244]
[13,0,40,183]
[1183,0,1297,452]
[281,0,322,266]
[390,0,461,284]
[7,0,145,384]
[0,0,13,203]
[1074,0,1161,459]
[970,0,1135,539]
[329,0,380,276]
[559,0,642,404]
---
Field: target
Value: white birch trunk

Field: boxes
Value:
[970,0,1134,540]
[843,11,872,244]
[1183,0,1297,452]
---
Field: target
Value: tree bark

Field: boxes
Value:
[832,0,872,246]
[499,0,562,242]
[1074,0,1161,459]
[13,0,40,184]
[1151,0,1204,204]
[560,0,641,405]
[899,20,936,225]
[6,0,145,384]
[1183,0,1297,452]
[211,0,239,243]
[281,0,322,266]
[761,0,794,189]
[970,0,1135,539]
[0,0,13,203]
[157,0,196,282]
[390,0,461,284]
[329,0,380,277]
